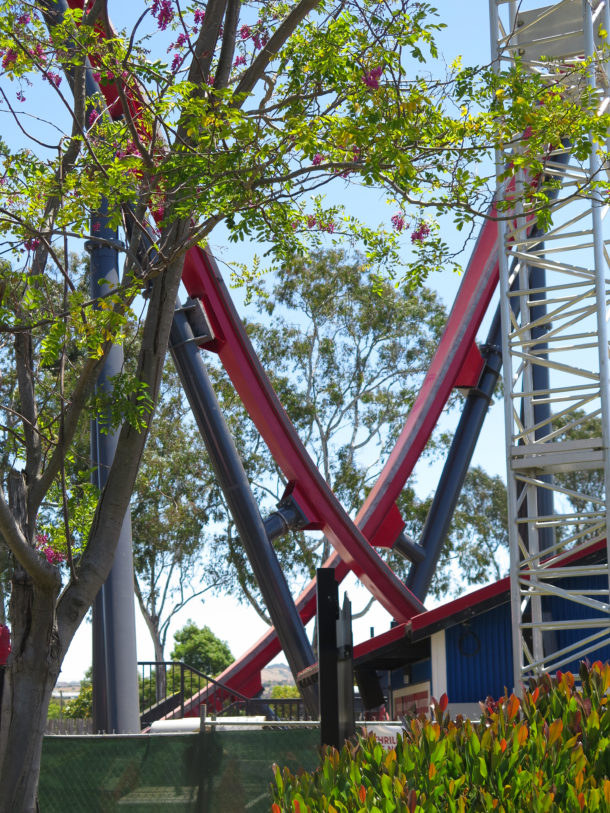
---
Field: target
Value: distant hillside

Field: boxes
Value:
[261,663,294,695]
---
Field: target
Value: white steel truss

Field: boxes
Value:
[489,0,610,690]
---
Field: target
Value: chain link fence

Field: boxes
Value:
[39,728,319,812]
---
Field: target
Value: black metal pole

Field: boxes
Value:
[169,299,318,717]
[317,568,340,747]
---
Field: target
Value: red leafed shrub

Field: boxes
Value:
[271,661,610,812]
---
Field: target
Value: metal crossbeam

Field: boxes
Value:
[490,0,610,690]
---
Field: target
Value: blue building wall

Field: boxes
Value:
[546,574,610,673]
[445,602,513,702]
[443,575,610,703]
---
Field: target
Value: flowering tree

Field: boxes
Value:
[0,0,606,808]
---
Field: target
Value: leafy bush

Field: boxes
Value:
[272,661,610,812]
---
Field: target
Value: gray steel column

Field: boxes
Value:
[169,299,318,717]
[89,203,140,733]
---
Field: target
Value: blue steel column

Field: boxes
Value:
[406,308,503,599]
[38,0,140,734]
[89,204,140,733]
[169,301,318,718]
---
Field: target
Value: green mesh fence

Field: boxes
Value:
[39,728,320,812]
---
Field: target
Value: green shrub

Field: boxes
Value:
[271,660,610,812]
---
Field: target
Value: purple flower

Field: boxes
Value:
[194,9,205,24]
[240,25,251,39]
[24,238,40,251]
[391,212,406,232]
[44,71,62,88]
[325,221,335,233]
[151,0,174,31]
[362,65,383,90]
[88,109,99,127]
[176,32,189,48]
[171,53,183,72]
[2,49,17,70]
[307,215,316,228]
[234,55,246,67]
[411,222,430,243]
[30,43,45,63]
[312,153,323,166]
[252,30,268,50]
[16,12,30,25]
[16,90,25,102]
[92,71,101,83]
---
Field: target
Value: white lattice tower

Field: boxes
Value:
[489,0,610,691]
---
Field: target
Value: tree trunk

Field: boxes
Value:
[153,626,166,702]
[0,573,60,813]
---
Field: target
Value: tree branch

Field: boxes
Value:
[0,486,57,588]
[233,0,323,103]
[213,0,239,91]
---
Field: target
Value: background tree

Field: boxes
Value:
[202,250,448,619]
[398,468,509,599]
[131,365,221,668]
[171,621,233,676]
[0,0,604,807]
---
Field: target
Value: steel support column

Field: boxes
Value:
[169,298,318,717]
[89,204,140,734]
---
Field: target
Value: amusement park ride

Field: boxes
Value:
[47,0,610,731]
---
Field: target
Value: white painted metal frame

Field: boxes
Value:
[490,0,610,691]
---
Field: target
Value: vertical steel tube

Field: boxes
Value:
[89,204,140,734]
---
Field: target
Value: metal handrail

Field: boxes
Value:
[138,661,255,724]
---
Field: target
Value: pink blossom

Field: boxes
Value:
[175,32,189,48]
[24,238,39,251]
[362,65,383,90]
[151,0,174,31]
[325,221,335,233]
[35,534,66,565]
[194,9,205,24]
[290,221,298,230]
[16,90,25,102]
[234,55,246,67]
[44,71,62,88]
[252,30,268,50]
[391,212,406,232]
[307,215,316,229]
[171,53,183,72]
[88,109,99,126]
[16,12,30,25]
[240,24,251,39]
[312,153,323,166]
[411,222,430,243]
[2,49,17,70]
[92,71,101,83]
[29,43,45,63]
[152,206,165,221]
